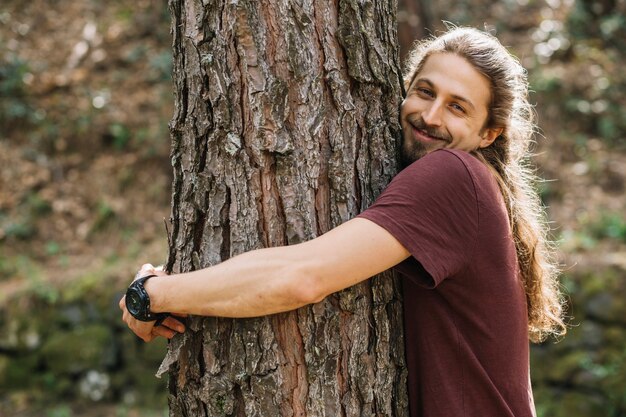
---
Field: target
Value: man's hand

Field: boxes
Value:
[119,264,186,342]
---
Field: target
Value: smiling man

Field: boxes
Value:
[400,52,502,164]
[121,27,566,416]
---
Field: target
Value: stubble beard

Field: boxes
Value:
[400,139,427,169]
[400,116,452,168]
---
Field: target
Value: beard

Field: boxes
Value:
[400,116,452,168]
[400,139,427,168]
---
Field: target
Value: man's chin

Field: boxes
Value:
[400,146,426,169]
[400,142,428,169]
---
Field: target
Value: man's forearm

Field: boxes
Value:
[142,218,409,319]
[145,245,317,318]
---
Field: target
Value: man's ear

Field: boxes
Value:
[479,127,504,148]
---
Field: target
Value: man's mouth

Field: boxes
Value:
[411,125,447,143]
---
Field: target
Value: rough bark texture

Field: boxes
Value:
[163,0,408,415]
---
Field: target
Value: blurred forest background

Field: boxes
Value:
[0,0,624,416]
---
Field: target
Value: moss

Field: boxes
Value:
[40,325,111,375]
[0,355,39,389]
[535,389,608,417]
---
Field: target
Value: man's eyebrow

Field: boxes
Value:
[414,77,476,111]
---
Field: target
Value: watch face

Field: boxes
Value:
[126,289,143,316]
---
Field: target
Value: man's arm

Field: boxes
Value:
[153,217,409,316]
[120,217,409,340]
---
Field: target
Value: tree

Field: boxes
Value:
[161,0,408,415]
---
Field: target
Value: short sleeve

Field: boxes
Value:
[358,149,479,287]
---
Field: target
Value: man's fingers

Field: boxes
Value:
[135,264,168,280]
[121,305,153,341]
[135,263,156,279]
[161,316,186,333]
[119,295,126,310]
[152,325,176,339]
[130,321,154,342]
[141,333,155,343]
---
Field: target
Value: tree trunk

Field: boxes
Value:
[162,1,408,415]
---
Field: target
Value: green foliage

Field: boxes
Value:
[0,268,169,408]
[124,45,148,64]
[554,0,626,146]
[0,255,16,281]
[567,1,626,49]
[1,219,37,240]
[27,271,60,304]
[91,200,117,232]
[588,212,626,244]
[148,51,173,82]
[533,61,625,146]
[532,266,626,416]
[1,355,40,389]
[532,72,562,94]
[0,254,38,285]
[0,56,35,130]
[108,123,132,150]
[46,405,74,417]
[45,240,62,256]
[114,405,168,417]
[0,191,52,242]
[25,192,52,216]
[559,210,626,251]
[41,325,110,375]
[0,1,173,414]
[529,0,625,147]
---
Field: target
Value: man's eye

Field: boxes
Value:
[417,88,434,97]
[450,103,466,113]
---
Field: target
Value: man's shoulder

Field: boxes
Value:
[430,148,486,169]
[388,149,480,199]
[401,149,501,203]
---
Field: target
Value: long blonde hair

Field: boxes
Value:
[404,27,566,342]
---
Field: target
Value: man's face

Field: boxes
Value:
[400,53,500,166]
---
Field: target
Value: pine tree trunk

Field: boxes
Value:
[162,1,408,415]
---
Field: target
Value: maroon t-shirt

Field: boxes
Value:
[359,149,535,417]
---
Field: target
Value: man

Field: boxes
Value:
[121,27,565,416]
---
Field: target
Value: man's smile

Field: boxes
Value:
[411,125,447,143]
[407,117,452,145]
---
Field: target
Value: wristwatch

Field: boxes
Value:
[125,274,169,325]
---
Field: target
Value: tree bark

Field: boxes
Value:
[162,1,408,415]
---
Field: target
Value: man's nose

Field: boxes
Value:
[421,102,443,126]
